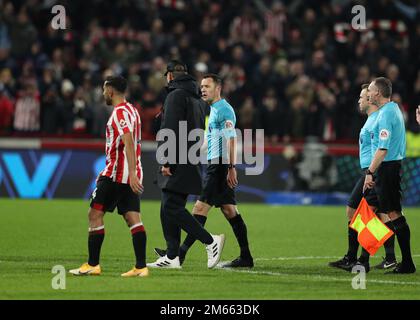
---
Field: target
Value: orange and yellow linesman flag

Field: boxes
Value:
[349,197,394,256]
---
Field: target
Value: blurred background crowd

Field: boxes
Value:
[0,0,419,142]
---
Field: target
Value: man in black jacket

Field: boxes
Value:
[147,60,225,269]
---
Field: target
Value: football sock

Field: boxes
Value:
[88,226,105,266]
[180,214,207,254]
[392,216,414,266]
[358,248,370,264]
[228,213,252,260]
[347,221,359,261]
[384,221,396,261]
[131,223,147,269]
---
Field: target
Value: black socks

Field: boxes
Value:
[384,221,396,261]
[347,222,359,261]
[392,216,414,266]
[131,224,147,269]
[358,247,370,263]
[88,226,105,266]
[229,214,252,260]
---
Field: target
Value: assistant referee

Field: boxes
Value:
[329,84,397,272]
[364,77,416,274]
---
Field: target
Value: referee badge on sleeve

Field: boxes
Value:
[379,129,390,140]
[225,120,234,129]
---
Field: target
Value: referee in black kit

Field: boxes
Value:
[148,60,225,269]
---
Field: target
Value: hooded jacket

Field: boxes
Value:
[156,74,207,195]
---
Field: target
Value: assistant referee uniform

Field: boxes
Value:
[371,101,405,212]
[371,101,415,273]
[329,106,382,271]
[347,109,380,210]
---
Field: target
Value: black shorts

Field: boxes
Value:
[90,176,140,215]
[199,162,236,208]
[374,160,402,213]
[347,170,379,209]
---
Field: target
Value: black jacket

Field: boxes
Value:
[156,74,206,195]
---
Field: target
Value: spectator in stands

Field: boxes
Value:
[147,56,167,95]
[237,96,260,131]
[13,81,40,132]
[286,96,307,139]
[298,8,322,49]
[0,0,419,140]
[58,79,75,134]
[285,74,314,109]
[40,84,59,134]
[229,5,261,44]
[0,83,13,132]
[0,13,11,68]
[0,67,15,97]
[91,86,111,138]
[306,50,332,84]
[259,87,286,144]
[73,87,93,133]
[255,0,288,45]
[7,6,37,59]
[251,56,278,102]
[314,85,337,141]
[386,64,406,99]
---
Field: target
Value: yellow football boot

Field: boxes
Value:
[69,263,101,276]
[121,267,149,277]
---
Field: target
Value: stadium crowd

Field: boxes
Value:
[0,0,419,142]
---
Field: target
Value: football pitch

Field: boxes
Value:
[1,199,419,300]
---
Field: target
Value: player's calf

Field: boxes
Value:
[124,212,147,270]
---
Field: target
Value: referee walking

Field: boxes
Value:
[328,84,397,272]
[148,60,225,269]
[364,77,416,274]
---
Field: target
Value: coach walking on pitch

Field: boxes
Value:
[148,60,225,269]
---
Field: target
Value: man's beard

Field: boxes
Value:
[105,97,112,105]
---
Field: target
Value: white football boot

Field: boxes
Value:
[147,255,182,269]
[206,234,225,269]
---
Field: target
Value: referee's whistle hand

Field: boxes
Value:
[161,166,172,176]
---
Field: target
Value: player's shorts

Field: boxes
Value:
[374,160,402,213]
[347,169,379,209]
[199,160,236,208]
[90,176,140,215]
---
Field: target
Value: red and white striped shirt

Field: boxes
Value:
[101,101,143,184]
[265,12,287,43]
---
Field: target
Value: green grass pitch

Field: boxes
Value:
[0,199,419,300]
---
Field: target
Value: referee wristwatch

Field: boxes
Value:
[365,169,374,176]
[228,164,236,169]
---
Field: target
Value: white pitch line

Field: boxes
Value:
[222,268,420,286]
[255,254,420,261]
[255,256,341,261]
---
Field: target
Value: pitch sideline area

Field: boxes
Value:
[0,199,419,300]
